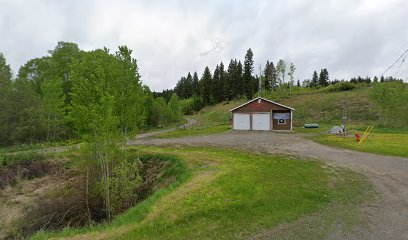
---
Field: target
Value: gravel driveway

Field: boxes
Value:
[130,130,408,240]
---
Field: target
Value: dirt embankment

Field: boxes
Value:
[0,156,71,239]
[0,154,179,239]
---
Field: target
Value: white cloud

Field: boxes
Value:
[0,0,407,90]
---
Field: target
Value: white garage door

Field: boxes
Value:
[233,113,250,130]
[252,113,271,131]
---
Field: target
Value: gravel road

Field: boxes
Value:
[135,117,197,139]
[130,130,408,240]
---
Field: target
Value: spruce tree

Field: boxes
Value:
[200,66,213,104]
[219,62,226,102]
[264,61,271,90]
[243,49,254,99]
[185,72,193,98]
[225,60,235,100]
[237,60,243,97]
[311,71,319,87]
[192,71,200,96]
[212,64,224,103]
[319,69,329,87]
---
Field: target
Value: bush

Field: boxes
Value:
[180,98,195,115]
[108,160,142,216]
[322,82,357,92]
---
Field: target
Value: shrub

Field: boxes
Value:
[322,82,357,92]
[108,159,142,216]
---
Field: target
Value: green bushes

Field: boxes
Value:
[321,82,357,92]
[108,160,142,216]
[180,97,205,115]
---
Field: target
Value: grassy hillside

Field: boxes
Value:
[280,87,378,127]
[32,146,371,239]
[156,87,379,138]
[155,100,245,138]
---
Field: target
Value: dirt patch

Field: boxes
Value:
[0,159,60,189]
[0,171,72,239]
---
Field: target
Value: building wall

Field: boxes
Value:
[272,110,291,130]
[231,99,293,131]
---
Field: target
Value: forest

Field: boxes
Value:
[0,42,182,147]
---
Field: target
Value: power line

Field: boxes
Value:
[381,48,408,77]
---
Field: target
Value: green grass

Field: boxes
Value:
[280,87,379,127]
[154,100,243,138]
[155,124,231,138]
[139,118,188,134]
[32,146,371,239]
[312,132,408,158]
[295,124,408,158]
[0,139,80,154]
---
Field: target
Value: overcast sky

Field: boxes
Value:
[1,0,407,91]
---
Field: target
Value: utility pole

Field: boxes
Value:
[342,92,347,138]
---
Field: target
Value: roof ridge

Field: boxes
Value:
[229,97,295,112]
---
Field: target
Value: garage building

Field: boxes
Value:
[229,97,294,131]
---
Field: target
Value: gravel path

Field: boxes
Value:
[134,117,197,139]
[130,130,408,240]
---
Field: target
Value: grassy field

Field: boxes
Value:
[155,100,245,138]
[32,146,371,239]
[295,124,408,158]
[312,132,408,158]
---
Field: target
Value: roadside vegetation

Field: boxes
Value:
[155,100,245,138]
[32,146,372,239]
[0,148,188,239]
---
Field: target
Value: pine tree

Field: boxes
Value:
[269,61,278,90]
[319,68,329,87]
[225,60,235,100]
[264,61,271,90]
[311,71,319,87]
[185,72,193,98]
[192,71,200,96]
[218,62,226,102]
[243,48,254,99]
[237,60,244,97]
[212,64,224,103]
[200,66,213,104]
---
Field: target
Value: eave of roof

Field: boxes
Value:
[229,97,295,112]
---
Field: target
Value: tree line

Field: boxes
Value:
[0,42,182,146]
[0,42,186,222]
[167,48,405,114]
[168,49,301,111]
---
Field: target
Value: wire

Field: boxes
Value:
[381,48,408,76]
[394,57,405,77]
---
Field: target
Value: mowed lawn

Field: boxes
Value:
[33,146,371,239]
[313,132,408,158]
